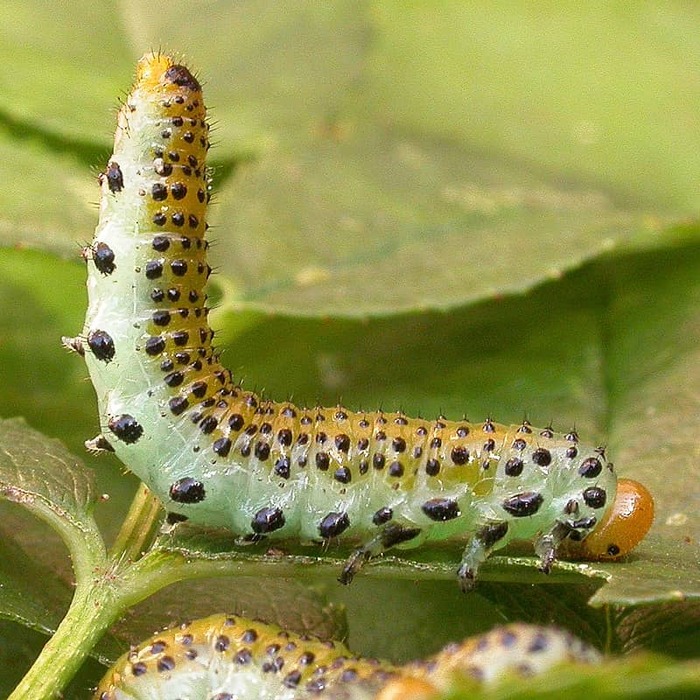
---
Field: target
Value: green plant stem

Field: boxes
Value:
[109,483,162,562]
[8,579,117,700]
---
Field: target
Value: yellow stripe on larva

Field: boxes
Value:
[70,53,652,592]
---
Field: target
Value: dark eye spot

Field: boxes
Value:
[169,477,206,503]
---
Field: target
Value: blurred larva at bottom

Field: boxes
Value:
[95,615,600,699]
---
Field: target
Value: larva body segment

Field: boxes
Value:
[94,615,601,699]
[74,53,652,590]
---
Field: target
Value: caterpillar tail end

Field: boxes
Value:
[61,336,84,356]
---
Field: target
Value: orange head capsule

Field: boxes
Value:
[576,479,654,560]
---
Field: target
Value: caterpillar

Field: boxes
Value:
[95,614,601,699]
[65,53,654,591]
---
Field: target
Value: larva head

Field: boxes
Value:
[134,52,201,96]
[574,479,654,560]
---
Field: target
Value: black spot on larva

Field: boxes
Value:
[153,211,167,226]
[578,457,602,478]
[215,635,230,652]
[93,242,116,275]
[502,491,544,517]
[388,461,404,477]
[528,633,549,653]
[171,182,187,200]
[531,448,552,466]
[335,433,350,453]
[583,486,607,509]
[512,438,527,451]
[169,396,188,415]
[392,437,406,453]
[188,214,199,228]
[334,466,351,484]
[164,370,184,387]
[540,427,554,439]
[199,416,218,434]
[191,381,208,398]
[183,131,195,143]
[359,460,369,474]
[372,453,385,470]
[284,670,302,688]
[483,438,496,452]
[228,414,244,431]
[278,428,293,447]
[152,182,168,201]
[235,649,252,665]
[145,336,165,355]
[372,507,393,525]
[170,259,188,276]
[274,457,291,479]
[212,437,231,457]
[456,425,470,438]
[566,446,578,459]
[157,656,175,672]
[483,419,495,433]
[154,159,173,177]
[108,414,143,444]
[131,662,147,676]
[315,452,330,471]
[505,457,524,476]
[169,477,206,504]
[425,458,440,476]
[172,330,189,346]
[251,506,285,534]
[152,310,171,326]
[319,512,350,538]
[254,441,270,461]
[607,544,621,556]
[87,329,115,362]
[151,288,165,302]
[477,521,509,547]
[451,446,469,465]
[421,498,461,522]
[105,161,123,192]
[164,64,201,91]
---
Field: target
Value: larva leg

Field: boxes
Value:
[534,521,571,574]
[339,523,422,585]
[456,521,509,592]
